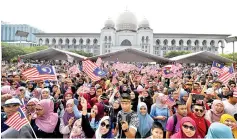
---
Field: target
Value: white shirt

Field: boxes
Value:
[223,100,237,116]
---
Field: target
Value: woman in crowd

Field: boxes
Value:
[32,88,42,100]
[130,91,139,112]
[26,98,39,119]
[179,90,188,104]
[90,103,105,130]
[59,99,81,138]
[171,117,200,138]
[205,99,225,123]
[137,102,154,138]
[220,114,237,138]
[150,93,170,135]
[205,122,234,138]
[140,90,153,114]
[31,99,62,138]
[80,97,113,138]
[69,118,86,139]
[41,88,53,100]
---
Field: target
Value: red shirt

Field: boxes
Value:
[188,112,211,138]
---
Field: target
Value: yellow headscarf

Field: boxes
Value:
[220,114,237,138]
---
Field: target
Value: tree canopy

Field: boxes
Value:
[1,43,93,61]
[220,53,237,62]
[164,51,192,58]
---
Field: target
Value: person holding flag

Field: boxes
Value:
[1,98,34,138]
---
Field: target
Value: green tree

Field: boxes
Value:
[164,51,191,58]
[220,53,237,62]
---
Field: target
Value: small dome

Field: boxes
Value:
[138,18,149,28]
[104,18,115,28]
[116,10,137,31]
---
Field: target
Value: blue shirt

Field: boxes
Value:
[150,104,170,131]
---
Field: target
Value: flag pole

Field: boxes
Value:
[20,107,38,139]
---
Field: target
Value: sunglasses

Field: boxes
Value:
[194,108,204,113]
[100,122,110,129]
[182,124,196,131]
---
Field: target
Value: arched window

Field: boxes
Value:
[187,40,191,46]
[121,39,132,46]
[79,38,83,45]
[104,36,107,41]
[93,39,98,45]
[156,39,160,45]
[59,38,63,45]
[163,39,168,45]
[179,40,183,46]
[72,38,76,45]
[146,36,149,43]
[210,40,215,46]
[86,39,90,45]
[66,38,69,45]
[45,38,49,45]
[194,40,199,46]
[39,38,43,45]
[142,36,145,43]
[218,40,224,48]
[202,40,207,46]
[52,39,56,45]
[109,36,111,42]
[171,39,176,46]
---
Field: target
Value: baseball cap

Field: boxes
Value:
[3,98,22,106]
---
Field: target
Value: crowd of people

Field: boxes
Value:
[1,61,237,139]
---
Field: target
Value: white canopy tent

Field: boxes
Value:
[89,48,171,64]
[170,51,233,63]
[20,48,86,61]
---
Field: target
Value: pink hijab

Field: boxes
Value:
[171,117,200,138]
[35,99,58,133]
[210,100,224,122]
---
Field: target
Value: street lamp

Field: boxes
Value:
[225,36,237,60]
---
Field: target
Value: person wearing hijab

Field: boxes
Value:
[137,102,154,138]
[150,93,170,134]
[179,89,188,104]
[81,97,113,138]
[69,118,86,139]
[32,88,42,100]
[31,99,61,138]
[220,114,237,138]
[130,91,139,112]
[140,90,153,114]
[59,99,81,138]
[171,117,200,138]
[41,88,53,100]
[205,122,234,139]
[205,100,224,123]
[26,98,39,119]
[90,103,105,130]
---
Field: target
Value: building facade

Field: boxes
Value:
[34,11,230,57]
[1,21,44,43]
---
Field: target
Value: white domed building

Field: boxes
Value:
[35,10,229,57]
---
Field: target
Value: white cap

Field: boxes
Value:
[205,88,214,95]
[3,98,22,106]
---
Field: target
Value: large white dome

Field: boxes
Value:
[116,11,137,31]
[138,18,150,28]
[104,18,115,28]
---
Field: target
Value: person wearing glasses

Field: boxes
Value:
[171,117,200,138]
[186,93,211,138]
[80,97,113,138]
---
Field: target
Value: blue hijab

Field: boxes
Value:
[205,122,233,139]
[179,89,188,104]
[137,102,154,137]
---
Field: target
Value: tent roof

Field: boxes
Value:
[170,51,233,63]
[20,48,86,61]
[89,48,171,63]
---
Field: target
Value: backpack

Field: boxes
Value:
[172,114,178,133]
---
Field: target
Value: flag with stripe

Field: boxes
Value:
[22,66,57,81]
[163,69,173,78]
[211,61,228,74]
[219,66,234,85]
[82,60,101,81]
[5,107,28,131]
[96,57,103,67]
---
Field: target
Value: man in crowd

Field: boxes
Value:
[223,88,237,116]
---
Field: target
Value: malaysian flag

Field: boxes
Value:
[82,60,101,81]
[219,66,234,85]
[69,65,80,74]
[5,107,28,131]
[22,66,57,81]
[163,69,173,78]
[211,61,228,74]
[96,57,103,67]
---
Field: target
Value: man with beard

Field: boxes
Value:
[166,101,187,138]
